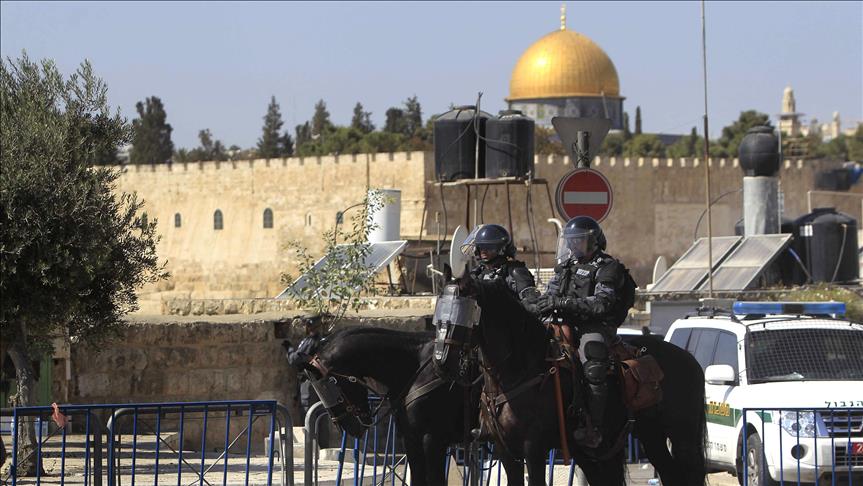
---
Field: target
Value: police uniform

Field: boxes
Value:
[471,255,539,303]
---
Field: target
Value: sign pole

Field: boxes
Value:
[576,131,590,168]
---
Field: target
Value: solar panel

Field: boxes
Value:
[699,234,791,291]
[649,236,741,292]
[275,240,407,299]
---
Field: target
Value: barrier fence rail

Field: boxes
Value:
[302,397,652,486]
[741,407,863,486]
[1,400,293,486]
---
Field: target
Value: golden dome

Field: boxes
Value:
[507,28,620,101]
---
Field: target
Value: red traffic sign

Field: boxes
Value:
[555,168,613,222]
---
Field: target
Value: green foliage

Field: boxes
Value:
[634,106,642,135]
[622,112,632,140]
[535,125,564,155]
[1,53,166,354]
[281,191,388,330]
[599,132,624,156]
[384,107,405,134]
[713,110,772,158]
[130,96,173,164]
[667,127,704,158]
[257,96,293,158]
[623,133,666,158]
[765,284,863,323]
[811,127,863,161]
[311,99,333,137]
[351,102,374,133]
[174,129,228,162]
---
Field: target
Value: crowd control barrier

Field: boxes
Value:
[742,407,863,486]
[2,400,293,486]
[302,397,651,486]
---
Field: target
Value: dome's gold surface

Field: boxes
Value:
[508,29,620,101]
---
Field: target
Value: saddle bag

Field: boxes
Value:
[620,354,664,412]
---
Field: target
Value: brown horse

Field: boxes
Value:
[453,275,707,486]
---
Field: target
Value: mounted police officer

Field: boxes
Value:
[283,316,324,418]
[460,224,540,305]
[535,216,635,448]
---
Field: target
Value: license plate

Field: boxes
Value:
[851,443,863,456]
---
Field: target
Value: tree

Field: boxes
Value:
[403,95,422,137]
[295,122,312,151]
[534,125,565,155]
[351,102,374,134]
[599,132,625,156]
[1,54,165,475]
[384,107,405,134]
[257,96,292,159]
[634,106,642,135]
[282,191,387,331]
[311,99,333,138]
[129,96,173,164]
[623,133,666,157]
[713,110,772,158]
[666,127,704,158]
[622,112,632,140]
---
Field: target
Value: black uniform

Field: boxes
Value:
[471,255,539,303]
[541,250,630,445]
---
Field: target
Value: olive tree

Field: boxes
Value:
[0,54,165,474]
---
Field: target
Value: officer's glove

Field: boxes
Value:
[537,295,569,315]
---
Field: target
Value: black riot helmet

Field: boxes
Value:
[556,216,606,262]
[460,224,516,263]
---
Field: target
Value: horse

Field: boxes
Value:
[452,275,707,486]
[299,326,525,486]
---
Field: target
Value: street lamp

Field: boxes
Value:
[333,201,366,245]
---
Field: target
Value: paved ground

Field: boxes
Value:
[1,433,740,485]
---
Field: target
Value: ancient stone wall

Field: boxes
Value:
[114,152,860,301]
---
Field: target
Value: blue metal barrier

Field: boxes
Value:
[742,407,863,486]
[2,400,292,486]
[302,396,652,486]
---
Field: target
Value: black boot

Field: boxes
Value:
[574,383,606,448]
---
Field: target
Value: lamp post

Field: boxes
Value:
[333,201,366,245]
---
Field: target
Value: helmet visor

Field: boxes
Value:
[556,228,595,262]
[460,226,482,257]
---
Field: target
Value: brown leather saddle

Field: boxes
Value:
[547,323,664,412]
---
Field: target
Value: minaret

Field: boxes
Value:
[560,3,566,31]
[778,85,802,137]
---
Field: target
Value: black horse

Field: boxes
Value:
[300,326,525,486]
[455,276,707,486]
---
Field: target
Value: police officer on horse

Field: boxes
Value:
[535,216,635,448]
[460,224,540,305]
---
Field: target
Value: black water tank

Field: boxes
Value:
[485,110,535,178]
[795,208,859,283]
[433,106,491,181]
[739,126,780,177]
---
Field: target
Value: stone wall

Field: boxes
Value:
[64,313,430,424]
[114,152,860,302]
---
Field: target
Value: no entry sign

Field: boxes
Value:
[555,168,613,222]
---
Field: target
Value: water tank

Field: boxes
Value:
[794,208,859,283]
[485,110,535,178]
[433,106,491,181]
[738,126,779,177]
[367,189,401,243]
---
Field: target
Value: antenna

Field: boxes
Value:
[701,0,714,297]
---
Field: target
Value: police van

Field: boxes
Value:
[664,301,863,486]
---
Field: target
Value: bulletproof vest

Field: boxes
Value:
[555,254,610,300]
[473,258,534,298]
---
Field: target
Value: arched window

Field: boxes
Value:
[305,213,312,227]
[263,208,273,229]
[214,210,223,230]
[174,213,182,228]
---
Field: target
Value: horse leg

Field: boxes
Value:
[421,433,448,486]
[669,421,706,486]
[523,441,547,486]
[403,434,428,486]
[576,452,626,486]
[634,416,681,485]
[496,442,525,486]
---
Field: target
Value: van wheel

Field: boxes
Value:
[738,433,778,486]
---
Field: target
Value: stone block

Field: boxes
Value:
[204,300,224,315]
[191,301,205,315]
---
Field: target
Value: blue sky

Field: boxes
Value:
[2,1,860,149]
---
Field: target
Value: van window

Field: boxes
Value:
[668,328,692,350]
[713,331,739,376]
[692,329,720,370]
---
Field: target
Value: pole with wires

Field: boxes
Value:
[701,0,714,297]
[473,92,483,229]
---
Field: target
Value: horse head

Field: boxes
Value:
[299,339,374,437]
